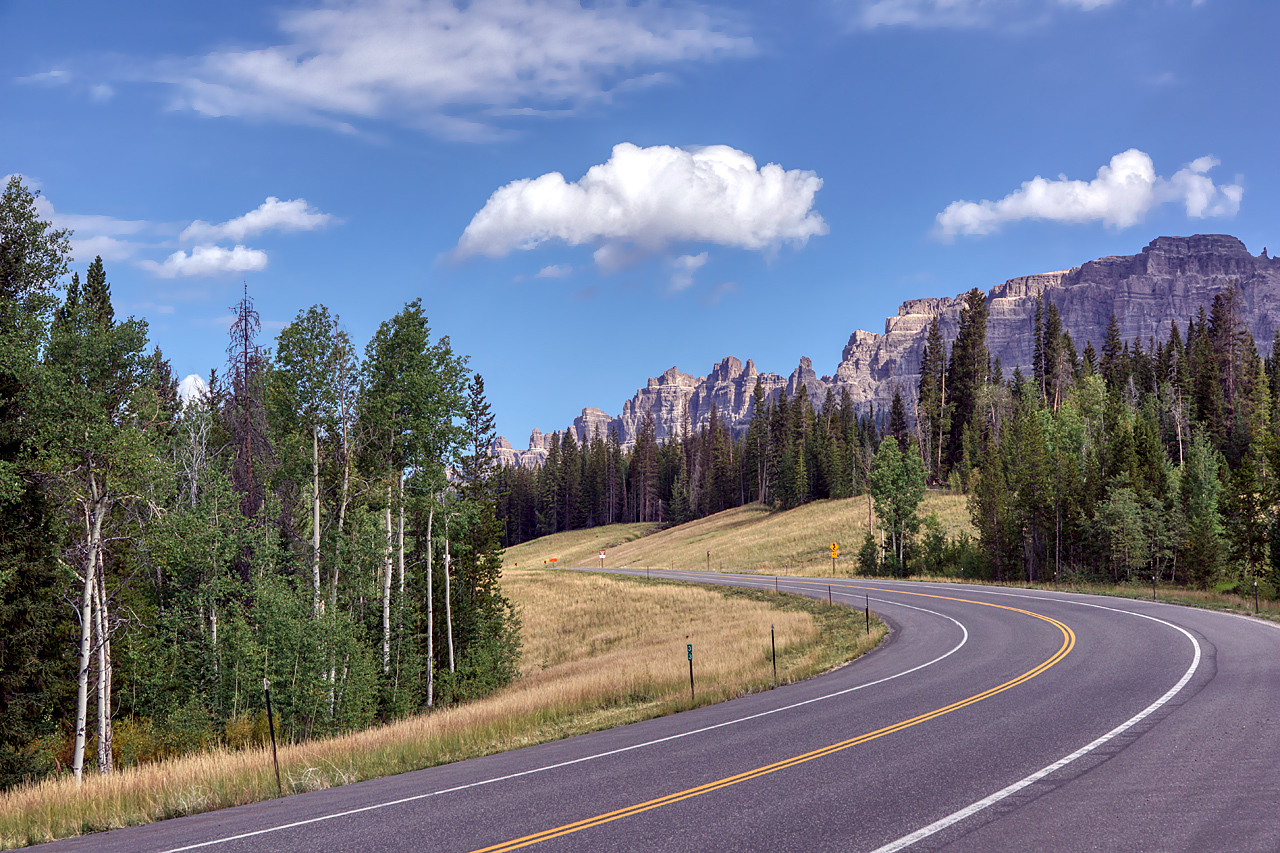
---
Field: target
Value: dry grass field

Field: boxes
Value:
[504,491,973,575]
[0,569,882,849]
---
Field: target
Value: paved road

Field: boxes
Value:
[37,573,1280,852]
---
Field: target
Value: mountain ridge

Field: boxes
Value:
[494,234,1280,467]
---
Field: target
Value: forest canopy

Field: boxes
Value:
[0,176,517,789]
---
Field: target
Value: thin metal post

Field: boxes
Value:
[771,624,777,687]
[687,644,694,702]
[264,679,282,796]
[865,594,870,635]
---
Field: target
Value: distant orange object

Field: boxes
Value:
[549,557,558,563]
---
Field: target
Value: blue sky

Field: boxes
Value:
[3,0,1275,444]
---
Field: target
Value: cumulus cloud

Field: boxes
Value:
[935,149,1243,240]
[843,0,1118,29]
[160,0,752,138]
[140,245,269,278]
[456,143,827,266]
[669,252,707,291]
[181,197,333,243]
[177,374,209,407]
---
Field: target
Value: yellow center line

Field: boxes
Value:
[468,588,1074,853]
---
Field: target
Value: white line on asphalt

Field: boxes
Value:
[157,588,964,852]
[868,592,1203,853]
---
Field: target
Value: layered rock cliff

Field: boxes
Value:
[496,235,1280,466]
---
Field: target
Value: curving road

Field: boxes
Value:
[37,573,1280,852]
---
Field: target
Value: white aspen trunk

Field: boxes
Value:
[333,430,350,612]
[425,497,434,707]
[210,598,218,678]
[444,533,455,673]
[382,488,393,672]
[96,563,113,774]
[71,486,105,783]
[397,471,405,597]
[313,425,322,618]
[93,567,108,774]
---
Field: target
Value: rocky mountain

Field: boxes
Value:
[496,235,1280,466]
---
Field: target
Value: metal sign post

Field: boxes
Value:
[771,625,777,687]
[830,542,838,576]
[687,644,694,702]
[264,678,282,796]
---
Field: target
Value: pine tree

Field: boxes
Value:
[1181,428,1225,589]
[1100,313,1124,392]
[0,176,71,786]
[449,373,520,701]
[917,316,948,481]
[888,388,909,452]
[945,289,989,471]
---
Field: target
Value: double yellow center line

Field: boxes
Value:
[470,588,1075,853]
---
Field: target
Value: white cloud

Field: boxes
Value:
[181,196,333,243]
[456,143,827,265]
[843,0,1118,29]
[29,194,153,263]
[935,149,1243,239]
[140,245,269,278]
[164,0,752,137]
[177,374,209,407]
[534,263,573,278]
[16,185,333,276]
[669,252,707,291]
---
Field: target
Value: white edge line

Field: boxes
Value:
[868,595,1203,853]
[158,586,965,853]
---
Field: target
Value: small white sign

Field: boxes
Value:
[599,551,606,559]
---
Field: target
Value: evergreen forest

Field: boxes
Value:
[497,286,1280,600]
[0,177,518,789]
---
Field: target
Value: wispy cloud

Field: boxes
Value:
[839,0,1122,30]
[701,280,739,306]
[669,252,708,291]
[535,263,573,278]
[15,180,336,278]
[935,149,1243,239]
[150,0,753,139]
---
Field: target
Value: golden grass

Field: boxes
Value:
[503,522,657,569]
[504,492,973,575]
[0,570,883,849]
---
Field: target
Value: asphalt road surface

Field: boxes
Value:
[36,573,1280,852]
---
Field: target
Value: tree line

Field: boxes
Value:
[496,283,1280,598]
[0,177,518,789]
[495,379,893,545]
[935,286,1280,591]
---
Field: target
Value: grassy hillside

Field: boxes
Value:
[503,491,973,574]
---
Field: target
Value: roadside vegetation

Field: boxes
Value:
[0,569,883,848]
